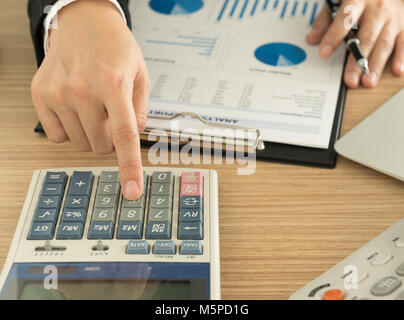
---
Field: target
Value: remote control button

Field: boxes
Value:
[180,196,202,210]
[395,238,404,248]
[41,183,65,197]
[149,196,172,209]
[121,196,145,209]
[153,240,176,255]
[34,208,58,223]
[180,241,203,255]
[61,208,87,224]
[88,221,114,239]
[44,172,67,185]
[96,182,120,195]
[146,222,171,239]
[126,240,149,254]
[179,208,203,223]
[65,195,89,209]
[370,252,393,266]
[396,262,404,276]
[120,207,144,222]
[99,171,120,183]
[68,171,94,196]
[371,276,402,296]
[28,222,54,240]
[148,208,172,223]
[37,196,61,209]
[116,222,143,239]
[94,195,118,209]
[151,183,173,196]
[396,290,404,300]
[57,222,83,240]
[322,289,345,300]
[152,172,173,184]
[92,208,116,222]
[178,222,203,240]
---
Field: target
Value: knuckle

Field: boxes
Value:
[65,76,89,100]
[94,144,115,156]
[114,123,139,146]
[136,113,148,133]
[360,33,377,49]
[119,159,142,175]
[376,0,389,10]
[47,131,67,144]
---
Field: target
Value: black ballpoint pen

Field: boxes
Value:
[324,0,370,74]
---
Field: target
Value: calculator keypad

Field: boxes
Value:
[28,169,205,256]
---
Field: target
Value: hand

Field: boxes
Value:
[306,0,404,88]
[31,0,151,200]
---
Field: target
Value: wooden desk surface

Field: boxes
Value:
[1,0,404,300]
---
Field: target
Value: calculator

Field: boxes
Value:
[0,167,220,300]
[290,217,404,300]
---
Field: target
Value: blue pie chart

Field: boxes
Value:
[254,42,307,67]
[149,0,204,15]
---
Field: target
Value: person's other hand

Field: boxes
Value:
[31,0,150,200]
[306,0,404,88]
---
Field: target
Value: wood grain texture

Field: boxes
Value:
[1,0,404,300]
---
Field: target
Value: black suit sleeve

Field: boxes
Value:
[27,0,131,67]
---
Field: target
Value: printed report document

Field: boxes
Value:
[129,0,346,149]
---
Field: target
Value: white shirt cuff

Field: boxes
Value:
[43,0,127,55]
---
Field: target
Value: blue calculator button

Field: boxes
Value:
[126,240,149,254]
[88,221,114,239]
[34,208,58,223]
[153,240,176,255]
[116,222,143,239]
[145,222,171,239]
[37,196,61,210]
[57,222,83,239]
[68,171,94,196]
[180,241,203,255]
[41,183,65,197]
[28,222,54,240]
[180,196,202,210]
[65,195,89,209]
[179,208,203,223]
[44,172,67,185]
[178,222,203,240]
[61,208,87,223]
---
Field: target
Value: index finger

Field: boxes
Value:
[107,92,144,201]
[319,0,365,58]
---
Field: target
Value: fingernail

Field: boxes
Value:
[366,71,378,85]
[319,44,333,58]
[124,180,139,200]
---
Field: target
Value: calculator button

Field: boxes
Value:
[153,240,176,255]
[88,221,114,239]
[180,196,202,210]
[178,222,203,240]
[68,171,94,196]
[96,182,120,195]
[148,208,172,223]
[397,290,404,300]
[151,183,173,196]
[181,172,202,184]
[65,195,89,209]
[322,289,345,300]
[120,207,144,222]
[152,172,173,184]
[370,252,393,266]
[44,172,67,185]
[37,196,62,209]
[34,208,58,223]
[61,208,87,223]
[180,183,202,197]
[126,240,149,254]
[94,195,118,209]
[41,183,65,197]
[121,196,145,209]
[396,262,404,276]
[28,222,54,240]
[146,222,171,239]
[57,222,83,240]
[92,208,116,222]
[149,196,172,209]
[371,276,402,296]
[180,241,203,255]
[179,208,203,223]
[99,171,120,183]
[117,222,143,239]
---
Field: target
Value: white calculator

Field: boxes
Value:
[0,167,220,300]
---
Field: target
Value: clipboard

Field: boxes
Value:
[34,74,346,169]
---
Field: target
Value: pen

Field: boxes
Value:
[324,0,370,74]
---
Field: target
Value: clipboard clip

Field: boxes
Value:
[141,112,266,152]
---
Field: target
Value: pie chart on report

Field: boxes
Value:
[149,0,204,15]
[254,42,307,67]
